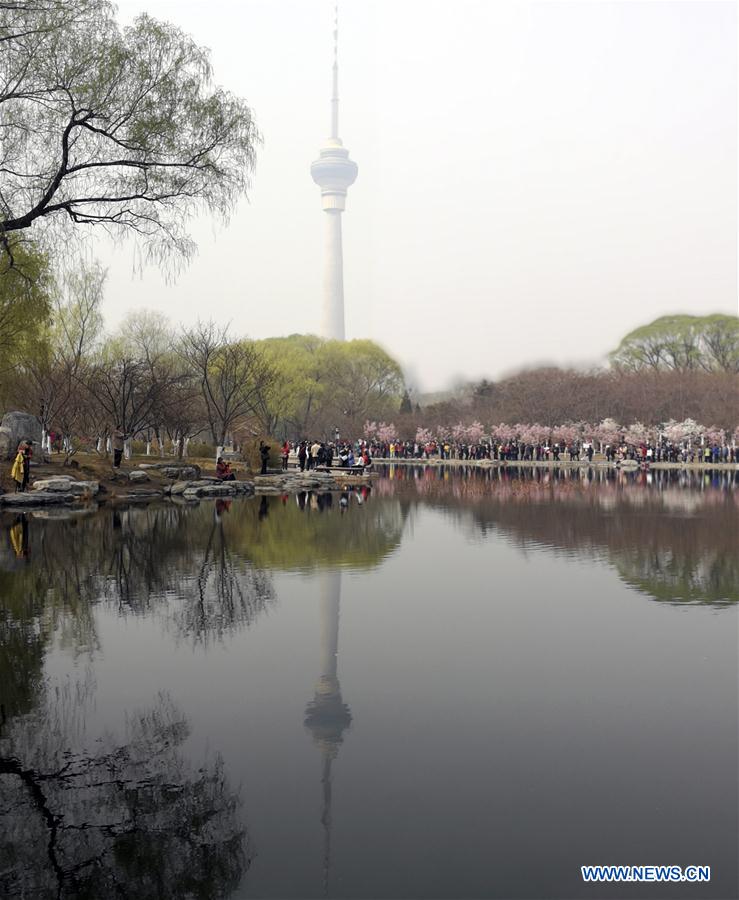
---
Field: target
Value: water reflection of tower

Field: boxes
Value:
[304,570,351,895]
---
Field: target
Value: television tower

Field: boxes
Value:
[311,4,358,341]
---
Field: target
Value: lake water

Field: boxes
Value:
[1,466,737,899]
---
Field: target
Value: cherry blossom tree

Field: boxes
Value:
[552,424,578,445]
[492,423,516,442]
[467,421,485,443]
[376,422,398,443]
[705,428,725,446]
[595,418,622,448]
[363,420,378,440]
[626,422,649,446]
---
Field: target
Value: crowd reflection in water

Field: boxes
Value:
[376,464,738,605]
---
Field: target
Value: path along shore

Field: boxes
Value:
[371,456,739,471]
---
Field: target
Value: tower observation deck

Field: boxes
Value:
[310,5,358,341]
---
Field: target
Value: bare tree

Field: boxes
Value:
[180,321,276,446]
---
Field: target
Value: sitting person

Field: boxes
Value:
[216,457,235,481]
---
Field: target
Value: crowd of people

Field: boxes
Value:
[277,436,739,468]
[288,440,372,472]
[7,430,738,492]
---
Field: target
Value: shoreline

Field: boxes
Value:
[371,457,739,471]
[2,455,736,511]
[0,463,376,510]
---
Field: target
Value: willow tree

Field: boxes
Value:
[0,0,259,267]
[610,314,739,374]
[256,335,405,439]
[0,240,53,384]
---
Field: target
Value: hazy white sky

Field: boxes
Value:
[102,0,737,391]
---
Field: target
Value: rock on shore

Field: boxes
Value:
[1,491,80,506]
[0,411,42,459]
[138,463,201,480]
[32,477,100,495]
[0,475,100,507]
[168,479,256,499]
[252,471,371,493]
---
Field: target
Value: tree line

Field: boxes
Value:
[0,261,405,455]
[411,316,738,437]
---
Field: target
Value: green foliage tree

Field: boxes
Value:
[257,335,405,438]
[0,0,259,268]
[0,239,53,382]
[610,314,739,373]
[321,338,404,433]
[258,334,330,438]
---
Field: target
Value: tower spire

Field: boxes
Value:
[311,1,358,342]
[331,4,339,139]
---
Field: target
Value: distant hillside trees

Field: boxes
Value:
[610,315,739,373]
[413,314,739,436]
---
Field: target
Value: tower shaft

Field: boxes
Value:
[321,211,346,342]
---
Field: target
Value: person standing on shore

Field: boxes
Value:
[281,440,290,470]
[21,441,32,491]
[259,440,270,475]
[112,426,126,469]
[11,444,25,492]
[298,441,307,471]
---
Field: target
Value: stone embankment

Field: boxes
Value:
[168,479,256,500]
[0,476,100,506]
[251,470,372,494]
[0,466,374,508]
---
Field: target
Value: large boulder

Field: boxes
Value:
[32,478,100,496]
[0,492,79,507]
[160,465,200,480]
[0,411,42,459]
[138,463,202,480]
[180,480,255,499]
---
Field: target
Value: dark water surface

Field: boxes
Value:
[1,467,737,899]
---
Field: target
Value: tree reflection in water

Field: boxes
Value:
[376,465,739,605]
[0,504,276,656]
[0,491,407,897]
[0,684,246,899]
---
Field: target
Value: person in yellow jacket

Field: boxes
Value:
[10,445,25,492]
